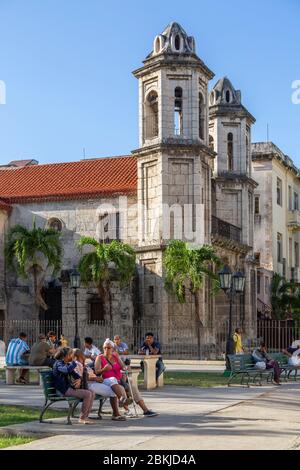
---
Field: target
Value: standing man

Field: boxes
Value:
[233,328,244,354]
[5,332,30,384]
[138,332,166,380]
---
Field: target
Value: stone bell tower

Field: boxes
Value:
[209,77,258,329]
[132,22,215,326]
[209,77,257,247]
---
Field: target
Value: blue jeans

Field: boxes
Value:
[156,359,166,380]
[140,359,166,380]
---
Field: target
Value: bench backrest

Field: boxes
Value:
[228,353,255,371]
[269,352,288,366]
[40,370,58,401]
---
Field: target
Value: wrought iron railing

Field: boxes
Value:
[211,216,241,243]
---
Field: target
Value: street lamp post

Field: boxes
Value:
[70,269,81,348]
[218,266,246,373]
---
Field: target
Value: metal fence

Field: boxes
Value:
[257,320,300,351]
[1,318,298,359]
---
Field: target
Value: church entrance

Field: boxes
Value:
[39,283,62,322]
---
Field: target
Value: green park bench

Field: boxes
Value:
[269,352,300,381]
[39,370,107,425]
[227,354,273,387]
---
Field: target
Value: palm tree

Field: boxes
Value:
[5,220,62,311]
[271,273,300,319]
[163,240,221,323]
[77,238,136,321]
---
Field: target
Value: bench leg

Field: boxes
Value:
[40,400,53,423]
[68,401,79,425]
[144,361,157,390]
[6,368,15,385]
[97,399,105,419]
[157,373,164,387]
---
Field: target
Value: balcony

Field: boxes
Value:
[287,210,300,231]
[211,216,241,243]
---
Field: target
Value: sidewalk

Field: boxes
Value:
[2,381,300,450]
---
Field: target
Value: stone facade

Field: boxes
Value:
[5,196,138,322]
[252,142,300,316]
[0,22,261,350]
[0,208,10,320]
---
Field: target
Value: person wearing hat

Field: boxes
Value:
[29,333,56,367]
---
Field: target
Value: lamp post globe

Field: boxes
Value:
[218,265,232,292]
[232,271,246,294]
[70,269,81,289]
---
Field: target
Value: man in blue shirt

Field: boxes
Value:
[5,332,30,384]
[138,332,166,380]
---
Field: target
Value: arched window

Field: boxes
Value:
[48,218,62,232]
[227,133,233,171]
[175,34,181,51]
[174,87,183,135]
[209,135,214,152]
[226,90,231,103]
[199,93,205,140]
[144,90,158,139]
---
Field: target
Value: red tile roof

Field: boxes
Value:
[0,156,137,203]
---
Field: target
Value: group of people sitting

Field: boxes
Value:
[5,331,163,423]
[232,328,300,385]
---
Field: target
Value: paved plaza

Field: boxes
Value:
[1,379,300,450]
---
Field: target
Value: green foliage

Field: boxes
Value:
[138,371,229,388]
[5,220,62,309]
[5,220,61,277]
[77,238,136,317]
[271,272,300,320]
[0,404,66,427]
[163,240,221,303]
[0,435,38,449]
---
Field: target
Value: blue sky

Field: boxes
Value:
[0,0,299,166]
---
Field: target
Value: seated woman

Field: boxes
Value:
[52,347,95,425]
[252,342,281,385]
[95,341,157,418]
[94,338,132,407]
[73,349,126,421]
[282,344,300,367]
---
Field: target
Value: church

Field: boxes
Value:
[0,23,259,355]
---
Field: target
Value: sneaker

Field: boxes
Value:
[124,410,137,418]
[143,410,158,417]
[16,377,27,385]
[78,418,96,425]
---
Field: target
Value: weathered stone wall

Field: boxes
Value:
[6,196,137,321]
[0,211,8,315]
